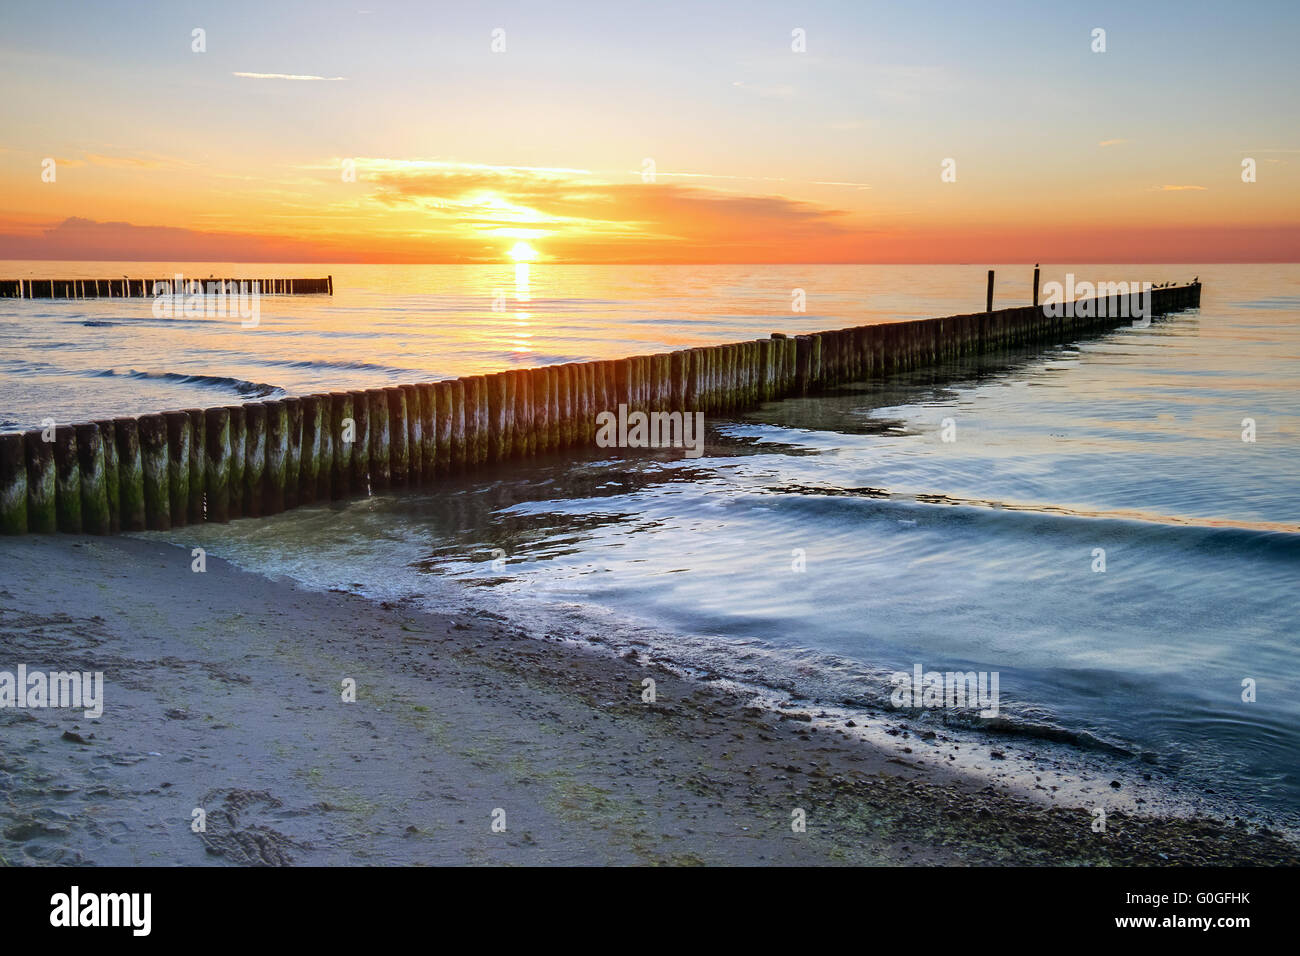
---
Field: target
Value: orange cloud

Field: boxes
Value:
[364,165,854,260]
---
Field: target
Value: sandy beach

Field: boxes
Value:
[1,534,1295,867]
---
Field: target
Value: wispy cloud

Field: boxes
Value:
[1155,184,1208,191]
[358,159,589,176]
[85,153,171,170]
[233,72,346,81]
[1098,139,1127,147]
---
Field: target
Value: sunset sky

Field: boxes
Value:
[1,0,1296,263]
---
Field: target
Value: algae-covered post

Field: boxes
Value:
[401,384,423,483]
[556,365,573,448]
[330,392,354,498]
[298,395,322,504]
[184,410,204,523]
[242,403,266,518]
[462,376,485,466]
[314,394,334,500]
[347,390,370,491]
[433,381,453,473]
[281,397,301,509]
[113,417,146,531]
[417,383,437,478]
[386,386,410,484]
[51,426,82,533]
[448,378,467,470]
[367,389,391,489]
[0,433,28,534]
[24,432,57,533]
[97,420,121,532]
[530,369,549,455]
[203,407,231,524]
[226,407,246,519]
[263,399,288,515]
[511,370,532,458]
[70,424,108,535]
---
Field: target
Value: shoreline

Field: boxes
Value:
[1,534,1296,866]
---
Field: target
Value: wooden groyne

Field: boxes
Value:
[0,282,1201,535]
[0,276,332,298]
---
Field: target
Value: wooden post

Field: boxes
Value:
[184,411,203,524]
[386,386,409,484]
[135,415,169,530]
[543,367,560,451]
[418,383,437,477]
[1032,264,1040,308]
[461,377,483,467]
[743,342,758,406]
[347,390,370,491]
[283,397,303,509]
[226,406,245,519]
[263,400,288,515]
[115,417,147,531]
[478,377,494,464]
[653,354,671,410]
[592,362,611,439]
[616,359,633,412]
[96,420,121,532]
[795,336,812,395]
[486,373,508,462]
[511,370,532,458]
[717,346,732,410]
[638,356,654,412]
[242,403,266,518]
[448,379,466,469]
[0,433,28,534]
[69,425,107,534]
[314,394,334,500]
[298,395,322,503]
[682,350,699,412]
[668,352,685,412]
[24,432,57,532]
[572,363,591,446]
[400,384,422,482]
[986,269,995,313]
[52,426,82,532]
[204,405,232,522]
[163,411,192,527]
[331,392,354,498]
[784,337,798,394]
[556,365,574,448]
[367,390,391,489]
[434,381,454,473]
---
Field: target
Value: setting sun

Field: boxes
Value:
[508,241,538,262]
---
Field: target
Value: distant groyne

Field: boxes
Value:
[0,282,1201,535]
[0,276,333,298]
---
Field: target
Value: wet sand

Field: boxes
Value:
[0,535,1295,866]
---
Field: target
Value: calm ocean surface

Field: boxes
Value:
[2,262,1297,824]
